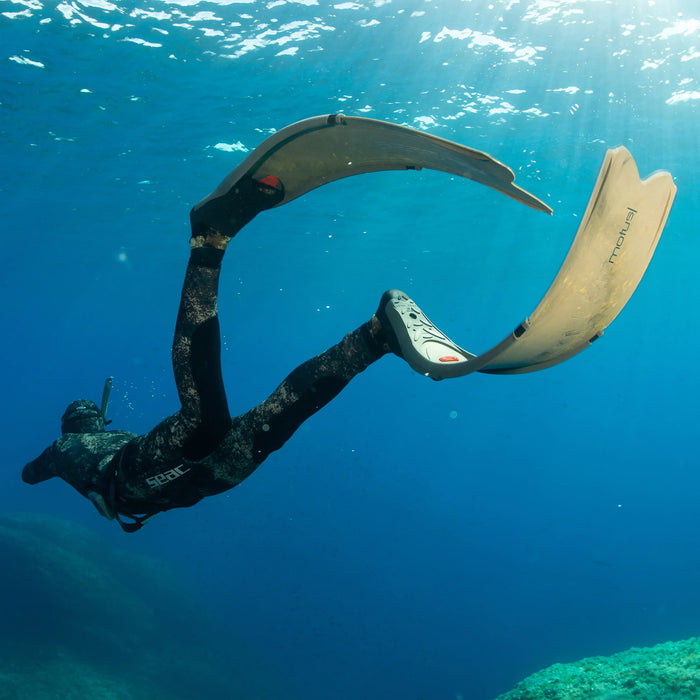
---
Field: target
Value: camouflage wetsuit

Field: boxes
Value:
[22,177,389,531]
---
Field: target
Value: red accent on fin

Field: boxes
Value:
[439,355,460,363]
[258,175,281,188]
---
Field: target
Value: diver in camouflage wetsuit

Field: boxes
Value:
[21,114,674,531]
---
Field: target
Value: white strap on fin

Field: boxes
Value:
[193,114,552,214]
[386,146,676,380]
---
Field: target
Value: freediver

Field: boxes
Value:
[21,114,675,531]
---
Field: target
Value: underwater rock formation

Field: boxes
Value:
[495,637,700,700]
[0,513,281,699]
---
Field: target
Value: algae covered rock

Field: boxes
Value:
[495,638,700,700]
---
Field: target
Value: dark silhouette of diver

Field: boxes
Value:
[24,116,485,532]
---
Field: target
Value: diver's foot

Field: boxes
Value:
[375,289,468,379]
[189,173,285,244]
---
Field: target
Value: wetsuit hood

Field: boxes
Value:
[61,400,106,434]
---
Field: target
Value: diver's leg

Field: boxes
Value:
[115,176,286,500]
[251,318,389,462]
[207,316,390,489]
[171,243,232,459]
[113,242,231,502]
[173,174,286,458]
[173,174,285,455]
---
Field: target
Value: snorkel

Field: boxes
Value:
[100,376,113,426]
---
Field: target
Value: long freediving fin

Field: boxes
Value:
[379,146,676,380]
[192,114,552,216]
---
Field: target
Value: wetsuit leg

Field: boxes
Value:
[172,245,232,459]
[114,241,232,503]
[198,318,390,493]
[247,320,387,464]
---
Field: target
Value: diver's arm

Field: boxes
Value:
[22,444,58,484]
[22,431,137,493]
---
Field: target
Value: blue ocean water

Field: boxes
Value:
[1,0,698,698]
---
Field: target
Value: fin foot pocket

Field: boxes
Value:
[376,290,475,380]
[190,174,285,239]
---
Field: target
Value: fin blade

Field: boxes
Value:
[480,146,676,374]
[195,114,551,214]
